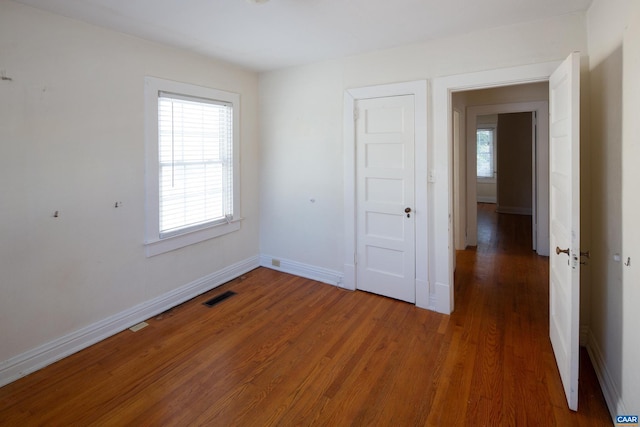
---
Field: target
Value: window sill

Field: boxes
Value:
[145,219,241,257]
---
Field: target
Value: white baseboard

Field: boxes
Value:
[415,279,430,310]
[342,263,356,291]
[0,256,260,388]
[580,323,589,346]
[430,281,452,314]
[586,329,626,423]
[477,197,497,204]
[259,255,344,288]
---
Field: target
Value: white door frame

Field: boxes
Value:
[343,80,430,309]
[432,61,561,314]
[465,101,550,256]
[453,109,463,259]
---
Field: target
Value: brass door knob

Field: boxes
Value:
[556,247,570,256]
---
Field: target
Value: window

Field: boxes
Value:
[145,77,240,256]
[477,127,496,180]
[158,93,232,237]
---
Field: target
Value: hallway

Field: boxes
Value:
[453,203,610,424]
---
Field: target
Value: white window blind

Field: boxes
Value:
[158,92,233,238]
[477,128,495,179]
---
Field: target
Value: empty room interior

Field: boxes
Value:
[1,0,639,425]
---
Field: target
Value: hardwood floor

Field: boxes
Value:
[0,204,612,426]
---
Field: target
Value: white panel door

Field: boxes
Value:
[356,95,415,303]
[549,52,580,411]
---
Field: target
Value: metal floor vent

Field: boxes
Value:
[203,290,236,308]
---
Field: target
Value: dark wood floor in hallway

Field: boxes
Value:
[0,204,611,426]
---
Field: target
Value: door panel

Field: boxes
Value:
[356,95,415,303]
[549,51,581,411]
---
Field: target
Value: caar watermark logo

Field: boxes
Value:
[616,415,639,426]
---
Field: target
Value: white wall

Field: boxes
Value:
[586,0,639,416]
[496,112,532,214]
[477,181,497,204]
[0,1,260,376]
[259,61,345,272]
[259,14,587,307]
[463,82,549,105]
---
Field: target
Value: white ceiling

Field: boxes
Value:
[13,0,593,72]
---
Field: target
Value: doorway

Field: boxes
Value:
[433,61,561,314]
[456,92,550,257]
[434,54,582,411]
[343,80,430,308]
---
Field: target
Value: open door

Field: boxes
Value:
[548,52,581,411]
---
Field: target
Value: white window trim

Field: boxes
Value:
[476,124,497,183]
[144,77,241,257]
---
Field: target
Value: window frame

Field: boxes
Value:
[144,77,241,257]
[476,125,497,182]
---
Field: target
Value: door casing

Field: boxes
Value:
[433,61,562,314]
[343,81,429,309]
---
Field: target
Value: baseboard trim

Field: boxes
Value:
[342,263,356,291]
[260,255,343,288]
[415,278,430,310]
[477,197,497,204]
[579,323,589,347]
[586,329,626,422]
[431,281,452,314]
[0,256,260,388]
[495,206,532,215]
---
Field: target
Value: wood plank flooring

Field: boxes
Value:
[0,204,612,425]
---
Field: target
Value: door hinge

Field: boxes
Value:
[354,107,359,121]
